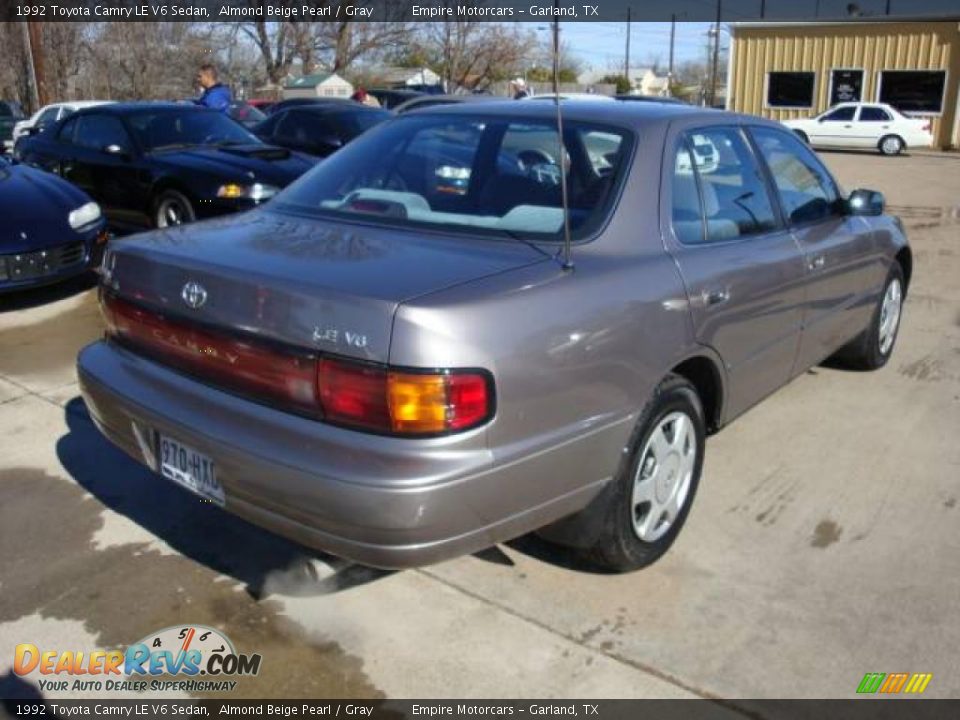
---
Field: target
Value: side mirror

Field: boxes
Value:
[24,126,40,137]
[102,144,130,160]
[847,188,884,216]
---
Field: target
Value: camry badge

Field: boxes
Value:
[181,281,208,309]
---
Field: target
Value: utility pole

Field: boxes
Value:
[624,6,631,84]
[709,0,722,107]
[760,0,766,18]
[26,22,47,109]
[668,14,676,79]
[885,0,892,14]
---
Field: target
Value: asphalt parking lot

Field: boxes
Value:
[1,150,958,708]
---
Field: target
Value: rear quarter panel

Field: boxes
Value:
[390,120,699,504]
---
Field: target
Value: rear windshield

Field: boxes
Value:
[273,114,633,241]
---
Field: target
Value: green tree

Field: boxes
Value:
[600,74,632,95]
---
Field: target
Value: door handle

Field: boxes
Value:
[844,124,853,128]
[808,255,826,271]
[702,288,730,306]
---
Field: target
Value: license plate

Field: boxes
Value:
[158,434,225,506]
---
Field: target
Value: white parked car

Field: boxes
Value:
[12,101,113,144]
[782,102,933,156]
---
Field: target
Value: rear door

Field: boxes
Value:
[663,124,807,421]
[855,105,894,147]
[749,126,885,373]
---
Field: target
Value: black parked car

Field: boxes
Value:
[1,100,26,154]
[227,101,268,129]
[252,104,390,158]
[15,103,315,230]
[265,97,350,115]
[0,155,107,292]
[367,88,423,110]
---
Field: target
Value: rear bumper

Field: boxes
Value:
[77,341,610,568]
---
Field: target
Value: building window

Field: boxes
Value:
[878,70,947,114]
[829,69,863,105]
[767,72,816,108]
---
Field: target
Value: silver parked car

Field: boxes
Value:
[78,102,910,571]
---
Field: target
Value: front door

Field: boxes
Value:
[749,126,886,373]
[664,125,808,421]
[64,114,145,227]
[808,105,858,148]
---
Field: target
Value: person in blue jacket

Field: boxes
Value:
[194,64,231,112]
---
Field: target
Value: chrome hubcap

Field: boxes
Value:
[883,137,901,154]
[631,411,697,543]
[157,200,186,227]
[878,278,902,355]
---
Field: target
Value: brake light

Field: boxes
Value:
[318,358,492,435]
[922,120,932,133]
[101,294,493,436]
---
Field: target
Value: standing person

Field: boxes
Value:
[194,64,231,112]
[510,78,529,99]
[350,88,380,108]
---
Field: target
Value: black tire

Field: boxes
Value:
[834,263,905,370]
[153,189,196,228]
[878,135,904,156]
[793,130,810,144]
[585,374,706,572]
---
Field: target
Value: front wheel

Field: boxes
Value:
[834,264,905,370]
[153,189,196,228]
[879,135,904,156]
[585,375,706,572]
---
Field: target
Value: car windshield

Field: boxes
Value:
[274,114,633,242]
[127,109,260,151]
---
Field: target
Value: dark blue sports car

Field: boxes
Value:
[0,155,107,292]
[15,103,316,231]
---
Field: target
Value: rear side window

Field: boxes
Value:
[275,110,318,145]
[859,106,892,122]
[750,126,843,225]
[671,127,778,244]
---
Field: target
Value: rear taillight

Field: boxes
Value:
[102,294,493,436]
[317,358,492,435]
[922,120,932,133]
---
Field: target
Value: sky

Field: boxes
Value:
[560,22,717,73]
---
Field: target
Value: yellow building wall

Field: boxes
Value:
[728,22,960,149]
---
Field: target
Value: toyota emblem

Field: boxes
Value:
[181,281,208,309]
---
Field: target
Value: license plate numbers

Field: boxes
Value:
[158,434,224,506]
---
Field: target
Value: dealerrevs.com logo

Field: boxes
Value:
[13,625,261,693]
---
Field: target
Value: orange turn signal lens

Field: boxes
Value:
[388,372,449,434]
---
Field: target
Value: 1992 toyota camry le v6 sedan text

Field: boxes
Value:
[78,102,910,571]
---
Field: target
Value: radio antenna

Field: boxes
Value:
[552,14,574,271]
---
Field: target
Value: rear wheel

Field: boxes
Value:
[585,375,705,572]
[879,135,904,156]
[154,190,196,228]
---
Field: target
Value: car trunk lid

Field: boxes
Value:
[104,209,548,364]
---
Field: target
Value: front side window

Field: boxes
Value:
[36,107,60,127]
[58,116,79,144]
[671,127,778,244]
[750,126,843,225]
[767,72,816,108]
[859,106,892,122]
[275,114,633,242]
[75,115,131,151]
[821,106,856,122]
[878,70,946,114]
[127,110,259,151]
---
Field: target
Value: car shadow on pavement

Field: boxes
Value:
[0,273,98,313]
[56,397,394,600]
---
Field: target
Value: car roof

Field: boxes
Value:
[282,103,386,115]
[413,98,733,128]
[71,102,207,115]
